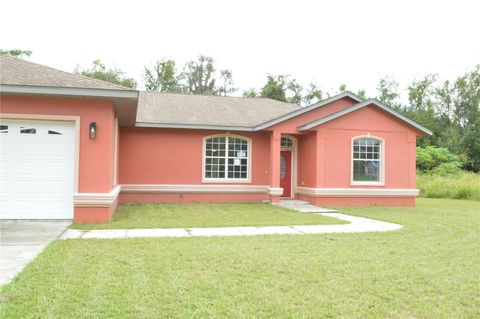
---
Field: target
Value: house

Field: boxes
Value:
[0,56,432,223]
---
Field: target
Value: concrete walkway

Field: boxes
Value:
[60,201,402,240]
[0,220,70,286]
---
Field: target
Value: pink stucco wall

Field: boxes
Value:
[318,106,418,189]
[119,128,272,185]
[297,132,317,187]
[119,99,423,207]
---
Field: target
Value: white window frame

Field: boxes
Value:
[202,133,252,183]
[351,135,385,186]
[280,135,298,197]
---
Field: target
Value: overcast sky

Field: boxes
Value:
[2,0,479,99]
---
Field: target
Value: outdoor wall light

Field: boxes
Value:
[89,122,97,139]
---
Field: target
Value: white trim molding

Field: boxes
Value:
[281,134,298,197]
[351,135,385,186]
[121,184,270,194]
[0,84,138,100]
[202,133,252,183]
[74,185,121,207]
[296,187,419,197]
[267,187,284,196]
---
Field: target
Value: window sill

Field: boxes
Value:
[202,178,252,184]
[351,181,385,186]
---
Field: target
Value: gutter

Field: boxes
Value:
[0,85,139,100]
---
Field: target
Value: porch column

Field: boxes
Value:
[268,130,283,203]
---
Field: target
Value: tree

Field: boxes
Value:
[356,89,367,99]
[75,60,137,88]
[303,83,323,105]
[243,88,259,98]
[216,69,237,96]
[338,84,347,92]
[143,59,180,92]
[376,76,401,110]
[406,74,439,146]
[451,65,480,171]
[182,55,216,94]
[259,75,306,105]
[286,79,303,105]
[0,49,32,58]
[260,75,289,102]
[407,74,438,112]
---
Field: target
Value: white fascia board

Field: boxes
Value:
[253,91,364,130]
[135,122,255,131]
[1,85,138,100]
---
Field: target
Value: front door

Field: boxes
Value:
[280,150,292,197]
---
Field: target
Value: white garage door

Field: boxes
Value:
[0,120,75,219]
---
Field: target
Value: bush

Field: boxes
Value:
[416,146,462,172]
[417,171,480,201]
[431,162,462,175]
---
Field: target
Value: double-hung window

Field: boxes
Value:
[204,135,250,182]
[352,137,383,185]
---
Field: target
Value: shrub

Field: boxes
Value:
[431,162,462,175]
[416,146,462,172]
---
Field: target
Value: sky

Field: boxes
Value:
[1,0,479,100]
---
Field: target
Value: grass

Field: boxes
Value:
[417,171,480,200]
[1,198,479,318]
[70,202,346,230]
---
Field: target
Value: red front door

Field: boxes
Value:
[280,150,292,197]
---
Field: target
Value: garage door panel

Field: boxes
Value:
[0,120,75,219]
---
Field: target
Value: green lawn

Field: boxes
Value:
[1,199,479,318]
[70,202,346,230]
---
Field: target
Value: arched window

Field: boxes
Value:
[203,135,251,181]
[281,136,294,148]
[352,137,384,185]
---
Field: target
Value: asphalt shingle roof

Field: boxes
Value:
[136,91,302,128]
[0,55,133,91]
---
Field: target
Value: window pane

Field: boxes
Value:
[353,160,380,182]
[281,137,293,147]
[206,135,249,180]
[20,127,36,134]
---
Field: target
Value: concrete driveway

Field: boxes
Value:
[0,220,70,286]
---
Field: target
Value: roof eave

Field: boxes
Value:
[135,122,256,131]
[0,85,139,100]
[298,99,433,136]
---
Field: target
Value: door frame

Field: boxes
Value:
[280,135,297,198]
